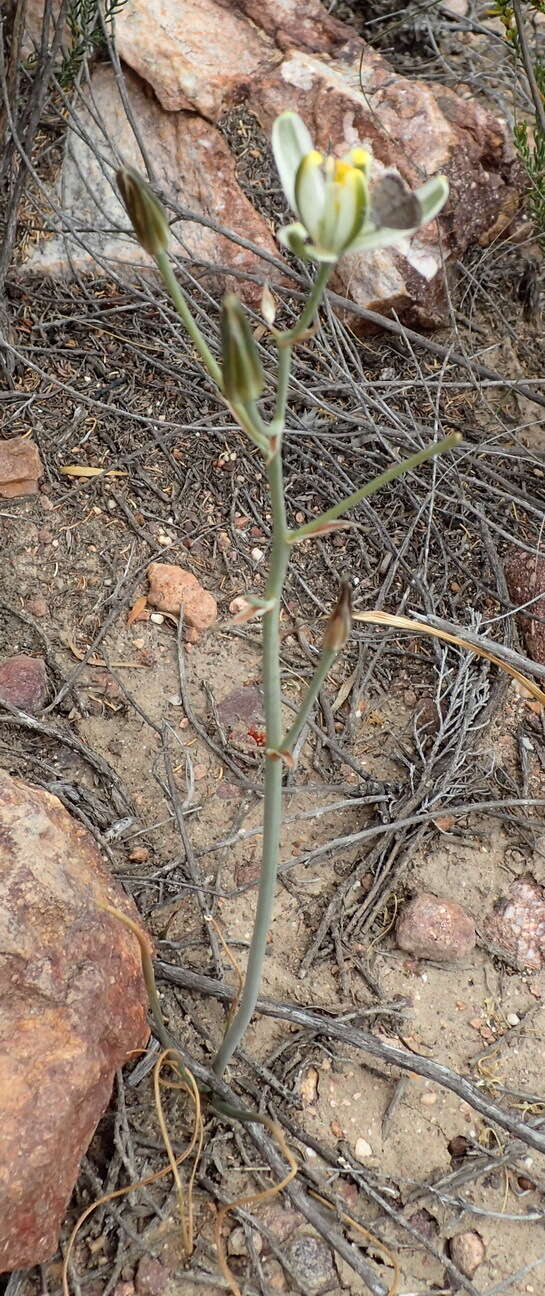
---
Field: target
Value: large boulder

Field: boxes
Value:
[0,770,150,1270]
[24,63,278,302]
[22,0,520,322]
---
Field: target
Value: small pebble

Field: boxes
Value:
[150,612,164,624]
[420,1091,437,1106]
[228,1225,262,1257]
[354,1137,373,1159]
[251,547,264,562]
[506,1012,520,1026]
[26,595,48,618]
[449,1230,485,1278]
[396,892,475,961]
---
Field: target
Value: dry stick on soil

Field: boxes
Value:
[156,960,545,1156]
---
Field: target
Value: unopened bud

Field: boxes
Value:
[116,166,169,257]
[221,294,264,404]
[261,284,276,326]
[323,581,352,652]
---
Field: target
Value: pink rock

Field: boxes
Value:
[504,549,545,665]
[449,1231,485,1278]
[147,561,217,632]
[233,0,357,54]
[116,0,272,116]
[217,686,262,729]
[23,65,278,304]
[0,436,43,498]
[135,1257,171,1296]
[486,876,545,970]
[26,595,49,618]
[0,653,47,712]
[0,771,150,1269]
[23,0,520,323]
[396,892,475,961]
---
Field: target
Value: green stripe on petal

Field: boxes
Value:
[335,168,367,252]
[277,221,310,259]
[294,151,326,243]
[272,112,314,212]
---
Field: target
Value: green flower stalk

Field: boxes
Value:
[116,117,454,1084]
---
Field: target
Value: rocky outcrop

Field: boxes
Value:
[23,0,520,322]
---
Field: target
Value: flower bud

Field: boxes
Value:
[221,294,264,404]
[261,284,276,326]
[116,166,169,257]
[323,581,352,652]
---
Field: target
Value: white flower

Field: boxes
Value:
[271,111,449,263]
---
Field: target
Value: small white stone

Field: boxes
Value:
[421,1091,437,1106]
[150,612,164,624]
[354,1138,373,1160]
[506,1012,520,1026]
[157,533,173,546]
[228,1225,262,1257]
[251,547,264,562]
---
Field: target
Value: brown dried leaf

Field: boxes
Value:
[353,610,545,707]
[290,519,354,543]
[59,465,127,478]
[127,595,149,626]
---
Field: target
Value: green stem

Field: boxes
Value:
[279,262,333,345]
[155,248,223,390]
[287,434,461,542]
[232,399,269,453]
[280,647,336,756]
[213,449,289,1078]
[271,345,292,432]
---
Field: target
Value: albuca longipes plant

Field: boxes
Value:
[117,111,456,1080]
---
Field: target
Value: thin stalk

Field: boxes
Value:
[156,251,269,452]
[512,0,545,139]
[270,344,292,433]
[155,248,223,389]
[232,398,269,453]
[287,433,461,542]
[213,449,289,1078]
[280,648,336,756]
[279,262,333,344]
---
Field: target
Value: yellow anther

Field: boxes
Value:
[350,147,371,170]
[334,159,353,183]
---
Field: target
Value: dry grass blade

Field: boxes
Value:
[61,1049,201,1296]
[309,1190,400,1296]
[152,1050,203,1257]
[214,1118,298,1296]
[353,610,545,706]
